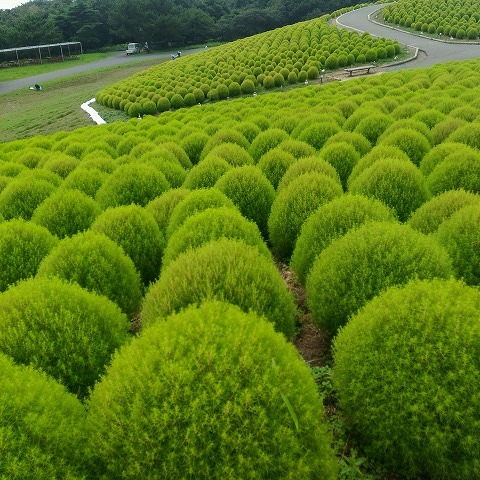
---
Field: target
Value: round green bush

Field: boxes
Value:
[41,154,80,178]
[348,158,429,222]
[241,79,255,94]
[170,93,185,109]
[268,172,343,260]
[419,142,467,176]
[200,129,250,161]
[183,156,232,189]
[37,231,142,317]
[257,148,297,190]
[0,352,85,479]
[306,221,453,332]
[206,143,254,167]
[62,167,108,198]
[167,187,236,238]
[436,204,480,285]
[277,139,316,158]
[0,178,55,220]
[248,128,290,162]
[143,158,186,188]
[86,301,337,479]
[141,238,297,337]
[91,205,164,286]
[0,277,128,398]
[431,118,467,144]
[353,112,394,144]
[277,156,341,192]
[156,96,171,112]
[379,128,431,166]
[408,189,480,234]
[291,194,395,284]
[215,166,275,238]
[95,163,170,208]
[181,131,210,165]
[324,132,372,157]
[145,187,190,234]
[426,148,480,195]
[163,206,271,268]
[31,189,102,239]
[320,141,360,189]
[297,122,341,150]
[0,219,58,292]
[333,278,480,479]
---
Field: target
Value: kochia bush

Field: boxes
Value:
[37,231,142,317]
[145,187,190,234]
[182,156,232,189]
[0,277,128,398]
[306,222,453,332]
[333,278,480,480]
[0,352,85,479]
[86,302,337,479]
[141,238,297,338]
[61,167,108,198]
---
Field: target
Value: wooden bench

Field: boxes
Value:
[344,65,375,76]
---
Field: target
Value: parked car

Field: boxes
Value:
[126,43,141,55]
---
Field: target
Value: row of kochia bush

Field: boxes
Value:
[382,0,480,39]
[96,18,401,117]
[0,57,479,478]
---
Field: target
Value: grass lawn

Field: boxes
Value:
[0,52,115,82]
[0,57,165,143]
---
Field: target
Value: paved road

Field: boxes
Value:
[336,4,480,70]
[0,49,203,95]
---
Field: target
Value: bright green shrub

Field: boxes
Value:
[37,231,142,316]
[349,158,429,221]
[353,112,394,144]
[167,188,236,238]
[419,142,466,176]
[0,219,58,292]
[268,172,343,260]
[95,163,170,208]
[157,96,171,112]
[324,132,371,157]
[320,141,360,189]
[277,156,341,192]
[333,278,480,480]
[183,156,232,189]
[263,75,275,89]
[412,108,446,129]
[291,194,395,284]
[144,158,186,188]
[277,139,316,158]
[0,179,55,220]
[0,277,128,398]
[17,168,62,187]
[408,189,480,234]
[228,81,241,97]
[31,189,102,239]
[306,221,452,332]
[145,187,190,233]
[0,352,85,479]
[206,143,254,166]
[80,155,116,173]
[215,166,275,238]
[170,93,185,109]
[436,204,480,285]
[427,148,480,195]
[41,154,80,178]
[141,238,297,337]
[62,168,108,198]
[91,205,164,286]
[431,118,467,144]
[248,128,290,162]
[163,206,271,268]
[446,123,480,150]
[297,122,341,150]
[181,131,210,165]
[378,128,431,166]
[201,129,250,160]
[183,93,196,107]
[86,301,337,479]
[257,148,297,189]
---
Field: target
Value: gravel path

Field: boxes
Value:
[335,4,480,70]
[0,49,203,95]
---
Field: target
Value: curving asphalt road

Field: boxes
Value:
[336,4,480,70]
[0,49,203,95]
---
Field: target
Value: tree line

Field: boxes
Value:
[0,0,368,51]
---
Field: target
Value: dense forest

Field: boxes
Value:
[0,0,370,50]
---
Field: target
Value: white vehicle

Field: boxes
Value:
[126,43,141,55]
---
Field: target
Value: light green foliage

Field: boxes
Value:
[436,204,480,285]
[163,206,271,268]
[206,143,254,167]
[277,156,341,192]
[353,112,394,144]
[86,302,337,479]
[0,352,86,479]
[0,178,56,220]
[37,231,142,316]
[419,142,467,176]
[60,168,108,198]
[166,188,236,238]
[183,156,232,189]
[268,172,343,260]
[145,187,190,233]
[31,189,102,239]
[378,128,431,166]
[348,157,429,222]
[306,221,453,332]
[0,219,58,292]
[141,238,297,337]
[257,148,297,189]
[320,141,360,189]
[408,189,480,234]
[248,128,290,161]
[181,131,210,165]
[0,277,128,398]
[40,153,81,178]
[333,278,480,479]
[200,129,250,161]
[215,165,276,238]
[91,205,164,286]
[291,194,395,284]
[95,163,170,208]
[297,122,341,150]
[431,117,467,144]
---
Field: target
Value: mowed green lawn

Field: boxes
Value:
[0,58,164,143]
